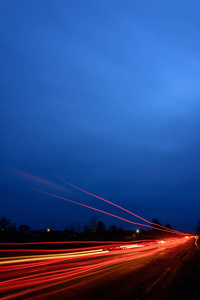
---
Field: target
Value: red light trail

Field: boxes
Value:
[18,171,186,235]
[55,176,182,235]
[0,172,192,298]
[30,187,183,234]
[0,237,192,299]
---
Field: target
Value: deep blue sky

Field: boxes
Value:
[1,1,200,233]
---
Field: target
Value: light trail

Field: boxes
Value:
[18,171,185,235]
[0,240,137,245]
[0,237,192,299]
[18,171,183,235]
[30,188,179,233]
[0,249,107,265]
[55,176,183,235]
[5,171,191,299]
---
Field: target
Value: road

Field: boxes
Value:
[0,237,199,299]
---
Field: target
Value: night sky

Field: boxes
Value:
[1,1,200,233]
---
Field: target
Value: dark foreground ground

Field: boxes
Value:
[18,239,200,300]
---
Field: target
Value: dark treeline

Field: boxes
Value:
[0,216,192,242]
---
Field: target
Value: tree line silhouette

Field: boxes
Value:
[0,216,195,242]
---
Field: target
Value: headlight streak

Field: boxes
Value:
[0,237,192,299]
[119,244,145,249]
[0,249,107,265]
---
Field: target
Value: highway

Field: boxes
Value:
[0,236,199,299]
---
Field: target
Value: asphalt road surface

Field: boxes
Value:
[0,237,199,299]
